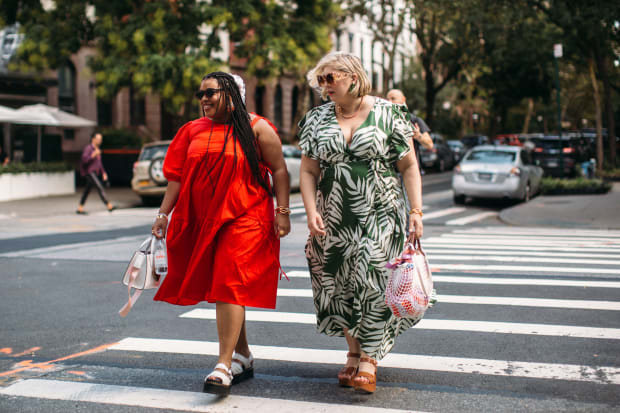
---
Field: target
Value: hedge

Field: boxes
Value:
[598,168,620,181]
[0,162,74,175]
[540,177,612,195]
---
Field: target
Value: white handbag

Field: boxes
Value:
[385,239,434,319]
[118,236,161,317]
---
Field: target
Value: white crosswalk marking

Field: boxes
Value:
[0,380,417,413]
[445,211,498,225]
[422,207,466,220]
[108,338,620,385]
[180,309,620,340]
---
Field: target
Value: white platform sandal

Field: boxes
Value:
[231,352,254,384]
[203,363,233,396]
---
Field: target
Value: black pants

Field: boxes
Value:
[80,172,109,206]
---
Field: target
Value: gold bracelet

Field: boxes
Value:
[275,206,291,215]
[408,208,423,217]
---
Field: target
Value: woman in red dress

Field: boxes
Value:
[151,72,291,396]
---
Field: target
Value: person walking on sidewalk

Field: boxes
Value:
[298,52,424,394]
[76,132,115,214]
[151,72,291,396]
[386,89,433,175]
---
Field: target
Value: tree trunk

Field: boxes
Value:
[589,58,604,174]
[424,72,436,128]
[522,98,534,134]
[599,59,617,167]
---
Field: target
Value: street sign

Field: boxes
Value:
[554,44,563,58]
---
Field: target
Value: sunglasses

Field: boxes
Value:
[316,72,347,86]
[195,88,223,99]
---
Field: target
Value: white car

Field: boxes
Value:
[452,145,543,204]
[131,141,171,205]
[282,144,301,191]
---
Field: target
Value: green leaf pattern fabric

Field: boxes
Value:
[298,98,422,360]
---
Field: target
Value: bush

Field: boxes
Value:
[540,177,612,195]
[100,128,144,149]
[598,168,620,181]
[0,162,73,175]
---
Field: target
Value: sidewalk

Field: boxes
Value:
[499,182,620,230]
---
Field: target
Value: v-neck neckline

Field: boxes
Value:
[333,97,376,148]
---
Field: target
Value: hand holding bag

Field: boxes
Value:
[118,236,162,317]
[385,238,434,319]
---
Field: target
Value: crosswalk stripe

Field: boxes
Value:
[428,254,620,266]
[430,263,620,274]
[179,309,620,340]
[108,338,620,385]
[432,275,620,289]
[285,271,620,288]
[445,211,498,226]
[0,379,415,413]
[289,207,306,215]
[423,248,620,259]
[420,242,620,254]
[422,207,466,220]
[275,288,620,310]
[430,236,620,247]
[455,227,620,237]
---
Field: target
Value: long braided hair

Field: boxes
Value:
[201,72,270,194]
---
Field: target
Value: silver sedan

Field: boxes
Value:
[452,145,543,204]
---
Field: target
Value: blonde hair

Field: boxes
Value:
[307,51,372,100]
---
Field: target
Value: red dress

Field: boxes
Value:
[153,116,280,309]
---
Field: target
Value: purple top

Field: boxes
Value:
[80,144,106,177]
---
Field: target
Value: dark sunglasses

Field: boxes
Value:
[316,72,346,86]
[195,88,223,99]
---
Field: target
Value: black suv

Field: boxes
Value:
[461,134,490,149]
[531,135,587,177]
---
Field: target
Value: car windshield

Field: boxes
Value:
[139,145,169,161]
[465,150,516,163]
[282,146,302,158]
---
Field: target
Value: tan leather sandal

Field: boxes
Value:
[338,352,360,387]
[353,357,378,394]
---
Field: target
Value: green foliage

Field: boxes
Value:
[100,128,144,149]
[540,177,612,195]
[598,168,620,181]
[219,0,340,81]
[0,162,73,175]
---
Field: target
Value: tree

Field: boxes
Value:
[345,0,412,94]
[525,0,619,168]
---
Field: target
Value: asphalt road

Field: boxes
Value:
[1,171,619,412]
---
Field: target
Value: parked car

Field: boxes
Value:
[494,133,521,146]
[131,140,171,204]
[461,134,489,149]
[531,135,586,177]
[282,144,301,191]
[446,140,466,162]
[419,133,456,172]
[452,145,543,204]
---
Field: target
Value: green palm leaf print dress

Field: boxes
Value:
[298,98,422,360]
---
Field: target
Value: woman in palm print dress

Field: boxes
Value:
[299,52,424,394]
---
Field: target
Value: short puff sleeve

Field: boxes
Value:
[297,109,320,160]
[163,121,192,182]
[389,104,414,163]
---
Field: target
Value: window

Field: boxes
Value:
[465,150,516,163]
[348,32,354,53]
[360,38,364,66]
[274,84,283,128]
[292,86,299,121]
[254,85,265,116]
[335,29,341,51]
[130,86,145,126]
[97,96,112,126]
[58,62,75,113]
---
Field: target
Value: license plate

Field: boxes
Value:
[138,180,151,187]
[478,173,492,180]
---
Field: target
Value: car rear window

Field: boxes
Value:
[139,145,169,161]
[465,150,516,163]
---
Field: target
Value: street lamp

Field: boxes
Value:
[553,44,564,178]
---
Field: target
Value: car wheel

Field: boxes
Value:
[140,196,161,206]
[453,194,466,204]
[149,156,167,186]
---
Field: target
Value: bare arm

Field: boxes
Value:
[300,155,325,236]
[396,142,423,239]
[152,181,181,239]
[417,131,434,150]
[254,119,291,238]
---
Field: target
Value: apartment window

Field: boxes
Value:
[292,86,299,120]
[130,86,146,126]
[255,85,265,116]
[58,62,75,113]
[348,32,354,53]
[274,84,283,128]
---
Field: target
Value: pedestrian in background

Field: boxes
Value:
[76,132,115,214]
[151,72,290,396]
[298,52,424,394]
[386,89,434,175]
